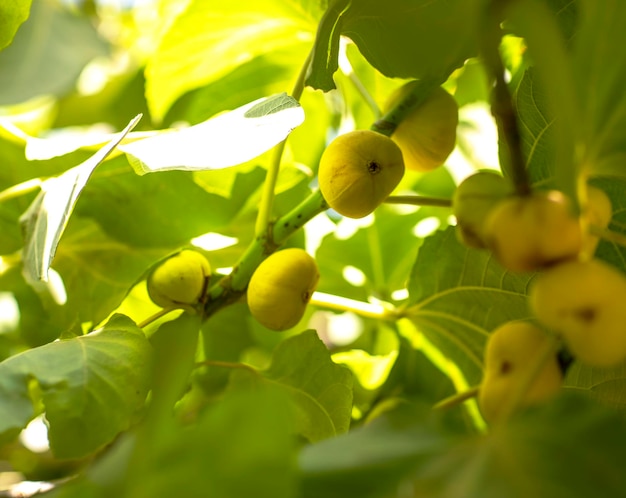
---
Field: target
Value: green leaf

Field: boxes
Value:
[127,387,297,498]
[573,0,626,176]
[145,0,316,121]
[411,394,626,498]
[406,227,531,385]
[298,401,455,498]
[120,95,304,174]
[0,0,32,51]
[516,68,556,186]
[342,0,482,82]
[0,1,108,105]
[20,116,141,283]
[232,330,354,441]
[564,362,626,411]
[0,314,151,459]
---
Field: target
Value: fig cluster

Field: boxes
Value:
[466,181,626,423]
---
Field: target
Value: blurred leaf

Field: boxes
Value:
[20,115,141,283]
[573,0,626,176]
[343,0,481,82]
[0,314,151,459]
[406,227,531,385]
[298,401,455,498]
[120,94,304,174]
[76,157,262,248]
[564,362,626,411]
[145,0,315,121]
[0,0,109,105]
[410,394,626,498]
[0,0,32,50]
[127,387,297,498]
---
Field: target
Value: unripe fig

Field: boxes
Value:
[483,190,583,272]
[147,250,211,309]
[529,259,626,367]
[384,83,458,172]
[247,248,320,331]
[580,184,612,257]
[318,130,405,219]
[452,171,513,248]
[479,321,562,424]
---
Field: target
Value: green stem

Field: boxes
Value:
[384,195,452,208]
[254,49,313,238]
[480,0,531,196]
[203,189,328,318]
[371,78,444,138]
[137,307,178,329]
[433,385,480,411]
[0,178,43,203]
[196,359,260,376]
[309,291,398,320]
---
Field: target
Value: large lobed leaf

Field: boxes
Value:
[0,314,152,459]
[145,0,316,121]
[405,227,532,386]
[299,394,626,498]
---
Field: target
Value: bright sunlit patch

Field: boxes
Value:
[19,415,50,453]
[448,214,458,226]
[334,214,374,240]
[391,288,409,301]
[312,310,364,347]
[333,349,399,390]
[413,216,441,238]
[305,214,336,255]
[342,265,366,287]
[192,232,238,251]
[0,293,19,334]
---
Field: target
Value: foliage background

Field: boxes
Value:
[1,0,626,496]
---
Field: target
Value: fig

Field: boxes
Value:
[147,250,211,310]
[483,190,583,272]
[479,321,562,424]
[452,171,513,248]
[529,258,626,367]
[384,83,458,172]
[580,184,612,257]
[247,248,320,331]
[318,129,405,219]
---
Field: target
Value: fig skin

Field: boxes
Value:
[318,129,405,219]
[580,184,612,257]
[483,190,583,273]
[247,248,320,331]
[479,321,562,424]
[452,171,513,248]
[147,250,211,309]
[385,83,458,172]
[529,258,626,368]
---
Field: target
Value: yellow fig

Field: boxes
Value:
[147,250,211,309]
[483,190,583,272]
[318,130,405,219]
[247,248,320,331]
[479,321,562,424]
[529,258,626,367]
[580,184,612,257]
[384,83,458,172]
[452,171,513,248]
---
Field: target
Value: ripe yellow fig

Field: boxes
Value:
[580,184,612,257]
[318,130,405,219]
[483,190,583,272]
[529,258,626,367]
[479,321,562,424]
[247,248,320,331]
[147,250,211,309]
[452,171,513,248]
[384,83,458,172]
